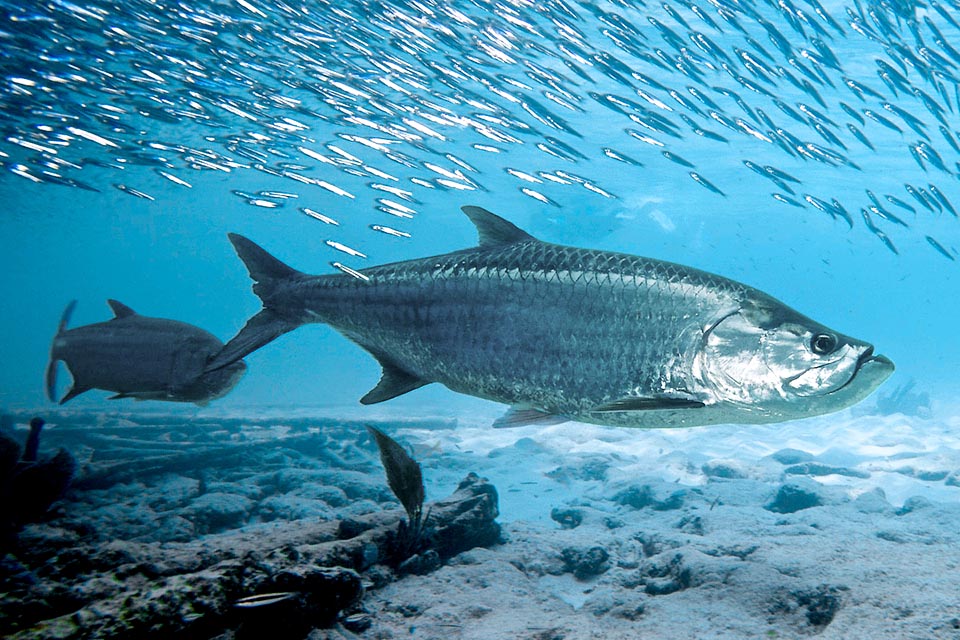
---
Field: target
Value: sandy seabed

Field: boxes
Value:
[3,402,960,639]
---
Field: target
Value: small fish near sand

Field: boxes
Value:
[47,300,246,405]
[208,206,893,429]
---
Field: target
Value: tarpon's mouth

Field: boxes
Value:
[856,345,875,371]
[826,345,894,396]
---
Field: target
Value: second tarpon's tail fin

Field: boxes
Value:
[46,300,77,402]
[205,234,303,372]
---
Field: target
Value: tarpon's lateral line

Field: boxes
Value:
[211,206,893,428]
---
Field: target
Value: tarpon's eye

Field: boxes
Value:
[810,333,838,355]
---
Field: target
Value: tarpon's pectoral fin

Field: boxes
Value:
[360,362,428,404]
[107,299,137,318]
[493,407,569,429]
[461,206,537,247]
[592,396,705,412]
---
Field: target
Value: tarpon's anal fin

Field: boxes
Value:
[592,396,706,412]
[206,309,294,373]
[109,391,166,401]
[493,407,569,429]
[360,360,429,405]
[461,206,537,248]
[107,299,136,318]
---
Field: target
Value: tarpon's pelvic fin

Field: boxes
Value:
[46,300,77,403]
[461,206,536,248]
[357,344,430,404]
[592,396,706,412]
[493,407,569,429]
[107,299,137,318]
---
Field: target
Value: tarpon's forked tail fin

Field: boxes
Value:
[227,232,303,300]
[46,300,77,402]
[205,234,302,373]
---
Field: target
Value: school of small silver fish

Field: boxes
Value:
[0,0,958,261]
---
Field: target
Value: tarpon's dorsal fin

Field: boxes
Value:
[358,346,430,404]
[461,206,537,248]
[592,395,705,412]
[493,407,569,429]
[107,299,136,318]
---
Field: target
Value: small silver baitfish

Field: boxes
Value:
[47,300,246,405]
[208,206,893,429]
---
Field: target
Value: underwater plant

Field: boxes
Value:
[366,425,428,559]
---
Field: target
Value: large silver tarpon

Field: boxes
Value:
[209,206,893,428]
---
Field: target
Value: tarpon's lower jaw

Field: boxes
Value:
[828,349,895,396]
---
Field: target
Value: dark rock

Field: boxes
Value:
[701,460,746,479]
[770,585,846,627]
[604,516,624,529]
[765,482,823,514]
[897,495,933,515]
[430,473,501,560]
[784,462,869,479]
[702,545,758,560]
[5,449,77,526]
[614,485,655,509]
[770,449,815,465]
[546,459,610,483]
[464,604,493,618]
[550,507,583,529]
[529,627,566,640]
[187,492,253,533]
[265,565,364,623]
[613,485,685,511]
[610,603,645,620]
[895,467,948,482]
[0,431,21,477]
[639,552,691,596]
[397,549,441,576]
[337,517,375,539]
[560,546,610,580]
[654,490,686,511]
[676,514,704,535]
[946,473,960,487]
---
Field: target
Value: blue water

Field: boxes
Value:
[0,0,957,416]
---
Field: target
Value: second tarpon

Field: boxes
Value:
[208,206,893,428]
[47,300,247,405]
